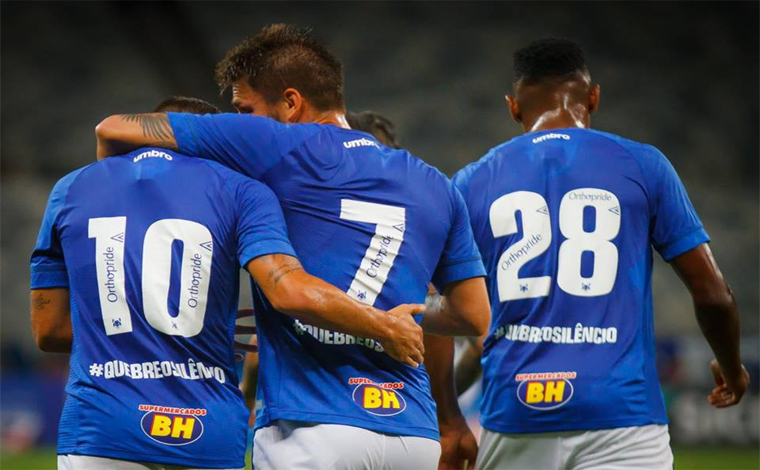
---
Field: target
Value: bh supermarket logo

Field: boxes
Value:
[516,372,576,411]
[139,404,205,446]
[349,377,407,416]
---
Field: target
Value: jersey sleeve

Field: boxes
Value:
[30,179,69,289]
[168,113,293,179]
[431,183,487,291]
[232,175,298,267]
[645,147,710,260]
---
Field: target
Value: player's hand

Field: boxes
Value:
[380,304,426,368]
[438,416,478,470]
[708,359,750,408]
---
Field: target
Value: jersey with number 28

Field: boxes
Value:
[453,128,709,434]
[167,113,486,440]
[30,149,296,468]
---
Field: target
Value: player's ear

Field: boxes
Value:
[506,95,521,123]
[281,88,304,123]
[589,84,601,115]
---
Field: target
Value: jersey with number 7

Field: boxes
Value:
[453,128,709,434]
[30,149,297,468]
[166,113,486,440]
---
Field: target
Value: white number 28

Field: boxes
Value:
[489,188,621,301]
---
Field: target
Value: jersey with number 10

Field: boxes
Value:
[167,113,486,440]
[453,128,709,434]
[30,149,296,468]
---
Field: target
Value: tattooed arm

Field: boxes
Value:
[30,288,72,353]
[96,113,177,160]
[246,254,427,367]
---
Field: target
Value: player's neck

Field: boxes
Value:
[298,107,350,129]
[524,107,590,133]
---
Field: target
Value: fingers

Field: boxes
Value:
[391,303,427,316]
[707,384,739,408]
[404,303,427,315]
[411,348,425,366]
[404,356,420,368]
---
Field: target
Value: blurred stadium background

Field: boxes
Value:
[1,2,758,469]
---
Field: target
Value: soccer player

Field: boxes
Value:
[343,110,481,469]
[94,24,491,469]
[450,38,750,469]
[239,108,402,419]
[31,97,426,470]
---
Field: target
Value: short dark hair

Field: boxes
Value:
[215,24,345,112]
[153,96,221,114]
[513,38,589,85]
[347,111,400,149]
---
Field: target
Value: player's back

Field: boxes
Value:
[255,126,481,440]
[167,113,484,440]
[34,148,258,467]
[453,128,708,433]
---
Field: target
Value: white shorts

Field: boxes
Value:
[57,454,243,470]
[252,420,441,470]
[476,424,673,470]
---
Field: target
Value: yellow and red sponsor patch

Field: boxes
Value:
[139,404,205,446]
[515,372,576,410]
[349,377,407,417]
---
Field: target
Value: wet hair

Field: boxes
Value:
[153,96,221,114]
[513,38,589,85]
[346,111,400,149]
[215,23,345,112]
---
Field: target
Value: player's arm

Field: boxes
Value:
[96,113,178,160]
[454,335,484,396]
[239,344,259,425]
[421,185,490,337]
[246,254,426,367]
[670,244,749,407]
[425,334,477,470]
[421,278,489,337]
[647,148,748,408]
[96,113,286,179]
[425,181,488,469]
[30,176,72,353]
[30,288,72,353]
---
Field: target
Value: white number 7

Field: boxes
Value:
[340,200,406,306]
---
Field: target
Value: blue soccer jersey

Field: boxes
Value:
[30,148,296,468]
[167,113,486,440]
[453,128,710,434]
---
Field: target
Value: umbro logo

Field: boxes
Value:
[343,138,379,149]
[532,133,570,144]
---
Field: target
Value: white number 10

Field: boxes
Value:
[89,217,214,338]
[489,188,621,301]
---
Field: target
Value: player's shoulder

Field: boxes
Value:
[579,128,666,158]
[50,163,98,202]
[195,157,272,195]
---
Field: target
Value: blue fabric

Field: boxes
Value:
[453,128,709,434]
[170,113,486,440]
[30,148,296,468]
